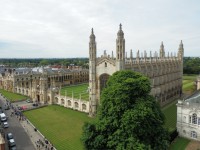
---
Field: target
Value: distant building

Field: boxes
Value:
[177,91,200,140]
[197,76,200,90]
[89,24,184,116]
[0,66,88,104]
[177,75,200,140]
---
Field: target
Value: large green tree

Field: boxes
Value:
[82,70,169,150]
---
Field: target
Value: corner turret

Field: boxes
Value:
[178,40,184,60]
[89,28,97,117]
[116,24,125,71]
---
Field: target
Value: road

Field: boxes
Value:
[0,95,35,150]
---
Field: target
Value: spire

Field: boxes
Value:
[130,49,133,59]
[112,51,114,59]
[117,23,124,37]
[178,40,184,60]
[119,23,122,30]
[160,41,165,58]
[150,51,152,62]
[91,28,94,34]
[90,28,95,40]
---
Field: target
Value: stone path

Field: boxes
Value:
[186,140,200,150]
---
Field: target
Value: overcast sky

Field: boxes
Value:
[0,0,199,58]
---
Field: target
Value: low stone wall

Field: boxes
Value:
[54,95,89,113]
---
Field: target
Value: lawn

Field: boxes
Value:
[183,75,197,93]
[169,137,190,150]
[60,83,89,101]
[23,105,93,150]
[162,100,177,132]
[0,89,28,102]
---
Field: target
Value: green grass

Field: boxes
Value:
[169,137,190,150]
[60,83,89,101]
[182,75,197,93]
[0,89,28,102]
[24,105,93,150]
[162,100,177,132]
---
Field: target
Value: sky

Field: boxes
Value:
[0,0,199,58]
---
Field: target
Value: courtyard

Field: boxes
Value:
[60,83,89,101]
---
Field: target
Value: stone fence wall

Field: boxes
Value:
[54,95,89,113]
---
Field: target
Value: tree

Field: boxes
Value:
[39,59,49,66]
[82,70,169,150]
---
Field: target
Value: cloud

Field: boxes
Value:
[0,0,199,58]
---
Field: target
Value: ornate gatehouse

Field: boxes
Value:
[89,24,184,116]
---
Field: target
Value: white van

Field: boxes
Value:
[0,113,7,122]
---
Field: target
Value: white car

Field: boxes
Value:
[2,122,9,128]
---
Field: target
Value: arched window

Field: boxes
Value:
[105,62,107,67]
[75,102,79,108]
[183,130,186,134]
[191,131,197,138]
[183,116,186,123]
[68,100,71,106]
[192,113,197,124]
[82,104,86,110]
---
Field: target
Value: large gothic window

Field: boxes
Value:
[99,74,110,93]
[192,113,197,124]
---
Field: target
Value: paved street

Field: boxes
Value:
[0,95,35,150]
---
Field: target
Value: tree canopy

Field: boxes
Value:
[82,70,169,150]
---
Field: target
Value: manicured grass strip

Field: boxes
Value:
[162,101,177,132]
[183,82,195,91]
[60,83,89,101]
[169,137,190,150]
[182,75,197,93]
[183,75,197,80]
[0,89,28,102]
[24,105,93,150]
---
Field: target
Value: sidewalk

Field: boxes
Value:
[19,114,55,150]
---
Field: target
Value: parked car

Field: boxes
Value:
[2,122,9,128]
[5,105,10,110]
[7,133,13,140]
[0,113,7,122]
[17,106,22,110]
[32,103,38,107]
[9,146,17,150]
[26,99,33,103]
[8,139,16,148]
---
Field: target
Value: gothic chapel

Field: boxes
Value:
[89,24,183,116]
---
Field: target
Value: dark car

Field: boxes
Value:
[8,139,16,148]
[32,103,38,107]
[7,133,13,140]
[5,105,10,110]
[9,146,17,150]
[0,109,3,113]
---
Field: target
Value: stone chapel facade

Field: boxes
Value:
[89,24,184,116]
